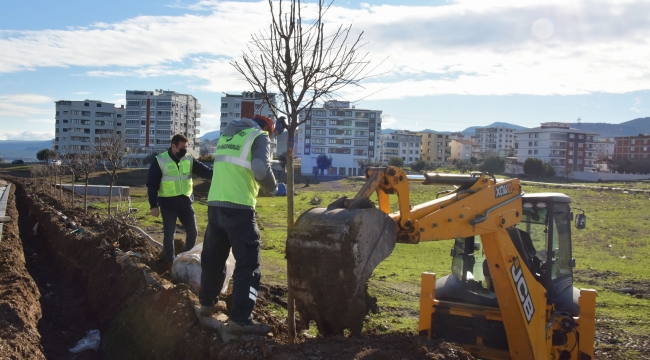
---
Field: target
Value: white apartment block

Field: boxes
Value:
[219,92,279,155]
[475,126,518,155]
[515,122,598,172]
[297,100,381,176]
[53,100,125,154]
[594,137,615,160]
[378,130,423,165]
[124,90,201,157]
[450,139,480,161]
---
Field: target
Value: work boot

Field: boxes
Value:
[227,320,272,335]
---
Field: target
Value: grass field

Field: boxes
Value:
[3,164,649,355]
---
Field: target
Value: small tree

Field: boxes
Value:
[523,158,545,180]
[564,166,574,183]
[479,156,505,174]
[231,0,381,341]
[64,154,82,208]
[543,163,556,177]
[36,148,57,164]
[455,159,473,174]
[411,158,427,173]
[469,156,478,165]
[78,151,100,213]
[316,154,332,175]
[96,132,132,216]
[388,157,404,167]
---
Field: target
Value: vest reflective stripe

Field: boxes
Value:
[156,152,193,197]
[208,128,265,207]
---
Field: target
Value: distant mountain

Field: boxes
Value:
[0,140,53,162]
[566,117,650,137]
[461,122,529,136]
[200,130,220,141]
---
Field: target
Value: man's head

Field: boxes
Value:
[252,115,285,138]
[171,134,189,158]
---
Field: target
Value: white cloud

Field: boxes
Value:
[1,0,650,98]
[72,91,90,95]
[0,131,54,141]
[0,94,53,117]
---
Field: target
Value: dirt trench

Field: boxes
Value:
[0,177,476,360]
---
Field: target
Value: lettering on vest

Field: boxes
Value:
[217,144,242,151]
[510,257,535,323]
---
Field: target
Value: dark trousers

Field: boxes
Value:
[199,206,261,324]
[160,203,198,264]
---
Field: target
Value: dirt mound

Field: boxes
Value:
[576,269,650,299]
[0,185,46,359]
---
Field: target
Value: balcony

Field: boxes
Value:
[195,121,201,126]
[195,129,201,134]
[196,113,201,118]
[196,104,201,110]
[549,153,566,158]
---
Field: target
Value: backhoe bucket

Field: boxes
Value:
[287,206,397,336]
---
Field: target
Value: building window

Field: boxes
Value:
[221,103,228,108]
[221,112,227,117]
[84,102,89,107]
[528,150,532,154]
[97,103,102,107]
[569,134,575,138]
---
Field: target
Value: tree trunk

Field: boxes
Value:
[70,173,75,209]
[108,169,116,216]
[84,174,89,214]
[285,127,296,344]
[59,174,63,202]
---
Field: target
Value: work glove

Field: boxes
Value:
[275,182,287,196]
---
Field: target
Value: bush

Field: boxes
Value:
[543,162,556,177]
[478,156,505,174]
[388,157,404,167]
[143,152,160,165]
[411,159,427,173]
[523,158,545,179]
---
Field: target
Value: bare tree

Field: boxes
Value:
[96,131,133,216]
[78,151,100,213]
[64,154,83,209]
[231,0,381,342]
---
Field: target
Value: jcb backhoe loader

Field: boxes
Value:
[287,167,596,360]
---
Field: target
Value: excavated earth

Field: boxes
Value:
[0,177,475,360]
[1,176,647,359]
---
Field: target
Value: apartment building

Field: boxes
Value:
[593,138,615,160]
[297,100,381,176]
[124,90,201,157]
[378,130,423,165]
[450,139,480,161]
[53,100,125,154]
[475,126,518,155]
[515,122,598,172]
[417,131,451,165]
[614,134,650,161]
[219,92,279,155]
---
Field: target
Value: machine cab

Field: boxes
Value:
[436,193,585,315]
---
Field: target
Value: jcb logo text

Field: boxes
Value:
[510,257,535,323]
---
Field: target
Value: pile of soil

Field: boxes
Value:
[0,185,45,359]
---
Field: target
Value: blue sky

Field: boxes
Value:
[1,0,648,140]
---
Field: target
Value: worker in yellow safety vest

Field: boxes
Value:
[146,134,213,265]
[198,115,286,337]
